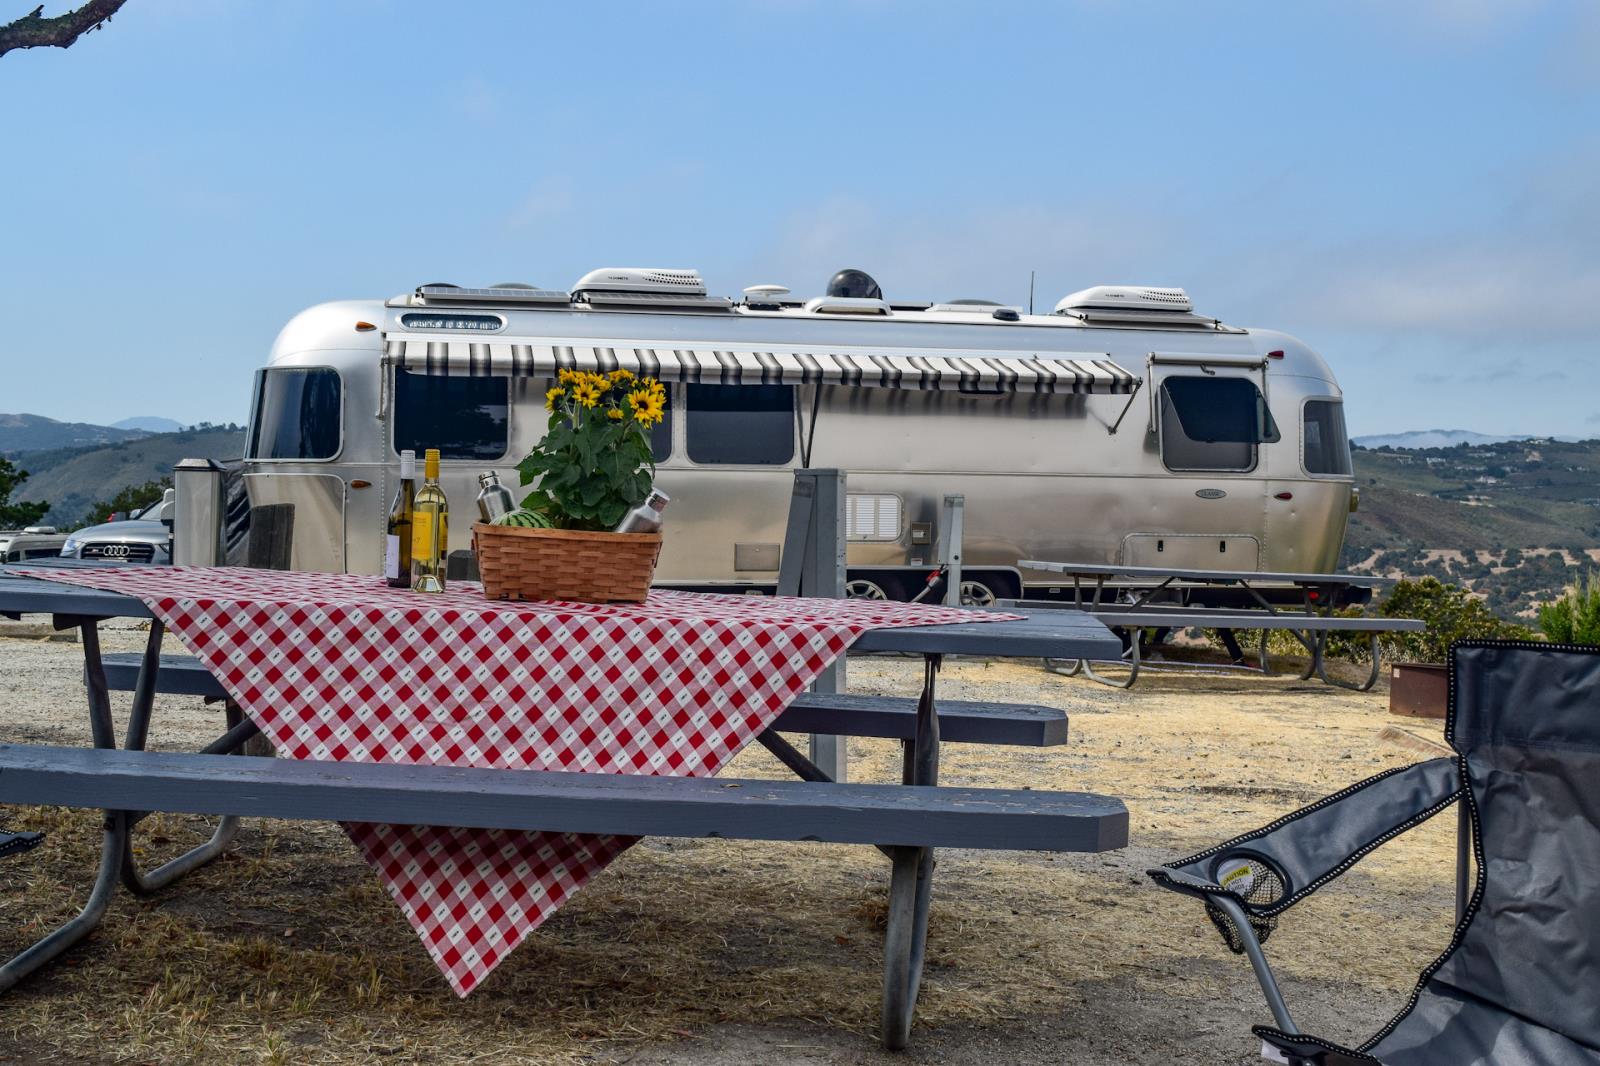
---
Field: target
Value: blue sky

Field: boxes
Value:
[2,0,1598,436]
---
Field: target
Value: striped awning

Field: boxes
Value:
[383,338,1138,394]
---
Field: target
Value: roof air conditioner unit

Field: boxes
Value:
[1054,286,1192,314]
[571,268,707,297]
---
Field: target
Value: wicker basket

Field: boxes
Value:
[472,523,662,604]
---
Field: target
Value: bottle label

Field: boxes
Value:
[383,534,399,579]
[412,520,434,561]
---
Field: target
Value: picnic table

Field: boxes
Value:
[1015,560,1423,691]
[0,564,1126,1049]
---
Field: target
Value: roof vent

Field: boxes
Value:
[417,283,569,306]
[805,295,890,316]
[742,284,794,311]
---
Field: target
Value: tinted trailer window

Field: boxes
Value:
[248,368,342,460]
[394,371,510,461]
[1158,376,1279,473]
[1302,399,1352,476]
[685,384,794,465]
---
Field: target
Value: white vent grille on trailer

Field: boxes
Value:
[846,494,903,542]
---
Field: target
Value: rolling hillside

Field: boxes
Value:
[0,412,147,454]
[12,428,246,527]
[1342,437,1600,617]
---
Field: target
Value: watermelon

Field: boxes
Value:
[493,509,552,529]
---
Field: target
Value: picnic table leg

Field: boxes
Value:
[0,622,129,993]
[1258,630,1272,675]
[113,620,243,895]
[1315,632,1383,693]
[1080,628,1141,689]
[882,655,941,1050]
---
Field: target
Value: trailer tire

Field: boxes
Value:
[845,575,909,601]
[957,572,1017,608]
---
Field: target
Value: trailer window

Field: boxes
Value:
[1158,376,1278,473]
[1303,399,1351,476]
[685,384,794,465]
[394,371,509,461]
[649,389,673,461]
[247,368,341,460]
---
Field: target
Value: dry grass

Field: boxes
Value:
[0,643,1461,1064]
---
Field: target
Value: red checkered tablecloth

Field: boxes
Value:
[26,566,1013,994]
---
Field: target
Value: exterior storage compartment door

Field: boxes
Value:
[1122,533,1260,570]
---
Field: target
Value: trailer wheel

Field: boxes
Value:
[957,573,1016,607]
[846,575,910,601]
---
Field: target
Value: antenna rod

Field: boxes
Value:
[1028,271,1036,315]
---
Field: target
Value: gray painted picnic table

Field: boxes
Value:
[1015,560,1422,691]
[0,566,1124,1044]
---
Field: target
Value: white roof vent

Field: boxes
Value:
[572,267,706,296]
[1054,286,1192,314]
[804,295,890,316]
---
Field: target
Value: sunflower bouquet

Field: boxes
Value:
[514,369,667,531]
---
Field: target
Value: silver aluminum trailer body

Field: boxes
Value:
[241,286,1354,602]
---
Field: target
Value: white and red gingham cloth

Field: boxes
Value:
[22,566,1013,994]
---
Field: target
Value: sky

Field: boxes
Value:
[2,0,1598,437]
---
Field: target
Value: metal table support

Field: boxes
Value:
[882,654,942,1050]
[0,615,255,988]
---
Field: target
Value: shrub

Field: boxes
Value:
[1378,577,1536,663]
[1538,571,1600,646]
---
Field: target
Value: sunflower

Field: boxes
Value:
[544,386,565,411]
[573,378,603,408]
[557,368,579,385]
[608,368,635,385]
[606,408,624,421]
[628,387,666,427]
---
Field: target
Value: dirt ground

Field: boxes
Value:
[0,624,1462,1065]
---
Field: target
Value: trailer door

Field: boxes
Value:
[1141,356,1278,569]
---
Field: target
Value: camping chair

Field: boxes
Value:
[1149,641,1600,1065]
[0,829,43,860]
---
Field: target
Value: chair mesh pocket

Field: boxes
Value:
[1206,855,1284,954]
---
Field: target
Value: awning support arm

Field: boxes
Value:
[1106,379,1143,435]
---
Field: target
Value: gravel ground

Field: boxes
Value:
[0,624,1457,1065]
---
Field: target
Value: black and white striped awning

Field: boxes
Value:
[383,338,1138,394]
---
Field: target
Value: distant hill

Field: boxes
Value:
[0,412,146,454]
[112,416,185,433]
[1353,429,1582,449]
[13,428,246,527]
[1342,437,1600,617]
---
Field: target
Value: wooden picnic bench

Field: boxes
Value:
[0,571,1127,1050]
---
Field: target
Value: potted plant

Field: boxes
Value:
[471,369,668,603]
[1381,578,1535,718]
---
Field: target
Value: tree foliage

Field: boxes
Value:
[80,476,169,529]
[1539,571,1600,646]
[0,456,50,528]
[1378,577,1536,663]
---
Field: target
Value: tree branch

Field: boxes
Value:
[0,0,129,59]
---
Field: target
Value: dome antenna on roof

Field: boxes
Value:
[826,268,882,300]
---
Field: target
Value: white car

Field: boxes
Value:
[58,493,174,565]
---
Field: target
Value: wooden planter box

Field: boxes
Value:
[1389,662,1448,719]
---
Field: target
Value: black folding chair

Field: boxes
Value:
[1150,641,1600,1065]
[0,830,44,860]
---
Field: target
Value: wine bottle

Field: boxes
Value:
[384,449,416,588]
[410,448,448,593]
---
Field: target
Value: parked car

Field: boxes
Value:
[58,492,175,565]
[2,530,70,563]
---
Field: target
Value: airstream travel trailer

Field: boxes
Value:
[242,269,1355,604]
